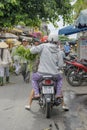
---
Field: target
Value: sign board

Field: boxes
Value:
[78,37,87,59]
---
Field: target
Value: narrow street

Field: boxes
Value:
[0,74,87,130]
[0,1,87,130]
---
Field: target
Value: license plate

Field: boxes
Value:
[42,86,54,94]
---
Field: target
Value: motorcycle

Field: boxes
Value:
[66,60,87,86]
[63,54,77,75]
[35,75,63,118]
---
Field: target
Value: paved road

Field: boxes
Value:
[0,74,87,130]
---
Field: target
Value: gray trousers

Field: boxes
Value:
[4,66,9,77]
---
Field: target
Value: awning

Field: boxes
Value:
[19,35,32,41]
[0,33,18,39]
[75,9,87,28]
[58,25,87,35]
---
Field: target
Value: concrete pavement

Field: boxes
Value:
[63,74,87,95]
[0,73,87,130]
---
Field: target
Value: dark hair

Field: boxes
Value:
[0,48,4,60]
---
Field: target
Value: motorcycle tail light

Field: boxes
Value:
[44,79,52,85]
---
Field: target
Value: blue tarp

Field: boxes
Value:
[58,25,87,35]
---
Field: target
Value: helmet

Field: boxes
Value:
[48,32,58,42]
[40,36,48,43]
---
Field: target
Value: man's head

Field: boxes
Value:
[66,42,69,45]
[33,38,41,46]
[22,39,28,46]
[48,32,59,44]
[34,41,39,46]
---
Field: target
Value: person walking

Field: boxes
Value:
[0,42,12,86]
[21,39,31,82]
[11,40,21,75]
[64,42,71,56]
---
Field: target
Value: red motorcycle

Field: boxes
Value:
[63,54,77,75]
[66,60,87,86]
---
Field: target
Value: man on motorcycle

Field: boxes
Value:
[25,32,69,110]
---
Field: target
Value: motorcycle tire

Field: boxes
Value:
[64,66,75,76]
[45,102,51,118]
[67,69,82,86]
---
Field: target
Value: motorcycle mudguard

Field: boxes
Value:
[44,94,51,103]
[67,64,74,70]
[65,65,75,73]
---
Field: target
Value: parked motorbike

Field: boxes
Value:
[63,54,77,75]
[66,60,87,86]
[35,75,63,118]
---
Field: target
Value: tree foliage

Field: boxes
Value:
[0,0,73,27]
[73,0,87,18]
[59,35,70,42]
[15,45,37,61]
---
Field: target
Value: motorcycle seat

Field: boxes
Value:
[82,62,87,67]
[77,61,87,67]
[38,75,58,82]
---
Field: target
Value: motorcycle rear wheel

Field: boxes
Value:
[45,102,51,118]
[67,69,82,86]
